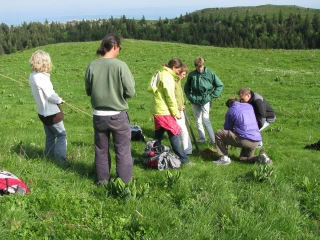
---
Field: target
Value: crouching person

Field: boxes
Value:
[213,98,273,166]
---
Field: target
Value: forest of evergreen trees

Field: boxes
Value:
[1,10,320,55]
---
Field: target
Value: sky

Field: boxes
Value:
[1,0,320,26]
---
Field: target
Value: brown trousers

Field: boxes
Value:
[215,130,259,162]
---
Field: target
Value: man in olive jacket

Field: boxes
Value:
[184,56,224,144]
[85,33,135,185]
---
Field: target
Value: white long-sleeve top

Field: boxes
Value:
[29,72,63,117]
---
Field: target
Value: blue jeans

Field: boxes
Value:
[154,129,189,163]
[43,121,67,162]
[93,112,133,184]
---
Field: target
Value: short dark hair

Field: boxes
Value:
[96,33,121,56]
[225,97,238,108]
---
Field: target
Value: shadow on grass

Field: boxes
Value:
[10,141,45,160]
[10,141,95,181]
[198,148,220,161]
[234,170,256,183]
[131,140,147,168]
[70,141,93,147]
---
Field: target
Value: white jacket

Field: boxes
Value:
[29,72,63,117]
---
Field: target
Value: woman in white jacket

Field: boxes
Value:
[175,65,192,155]
[29,50,67,164]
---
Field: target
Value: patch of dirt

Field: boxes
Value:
[199,148,219,160]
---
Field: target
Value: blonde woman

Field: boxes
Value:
[175,65,192,155]
[29,50,67,164]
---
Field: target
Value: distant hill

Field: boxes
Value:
[186,4,320,20]
[1,4,320,55]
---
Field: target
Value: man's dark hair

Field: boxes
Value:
[96,33,121,56]
[226,97,238,108]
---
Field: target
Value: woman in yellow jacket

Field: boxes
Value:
[148,58,191,164]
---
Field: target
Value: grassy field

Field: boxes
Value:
[0,39,320,239]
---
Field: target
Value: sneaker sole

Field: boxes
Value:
[212,161,231,166]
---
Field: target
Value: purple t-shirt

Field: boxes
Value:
[224,102,262,142]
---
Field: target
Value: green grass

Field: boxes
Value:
[0,40,320,239]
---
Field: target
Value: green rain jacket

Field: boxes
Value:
[184,67,224,106]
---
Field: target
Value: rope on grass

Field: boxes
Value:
[63,102,92,118]
[0,73,28,85]
[0,73,92,119]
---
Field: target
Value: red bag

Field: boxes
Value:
[0,170,30,195]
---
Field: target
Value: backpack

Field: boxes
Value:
[131,124,146,141]
[0,170,30,196]
[142,140,181,171]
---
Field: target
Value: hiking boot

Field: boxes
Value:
[258,152,273,165]
[213,156,231,165]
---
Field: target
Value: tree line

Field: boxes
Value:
[1,10,320,55]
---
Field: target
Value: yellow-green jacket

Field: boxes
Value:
[147,66,181,118]
[174,79,184,111]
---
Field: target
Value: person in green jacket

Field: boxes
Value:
[85,33,135,185]
[184,56,224,145]
[148,58,191,164]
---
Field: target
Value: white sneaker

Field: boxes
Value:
[213,156,231,165]
[197,139,207,143]
[258,152,273,165]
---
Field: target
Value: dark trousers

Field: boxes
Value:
[154,128,189,163]
[93,112,133,184]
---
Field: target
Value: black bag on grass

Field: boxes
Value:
[131,124,146,141]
